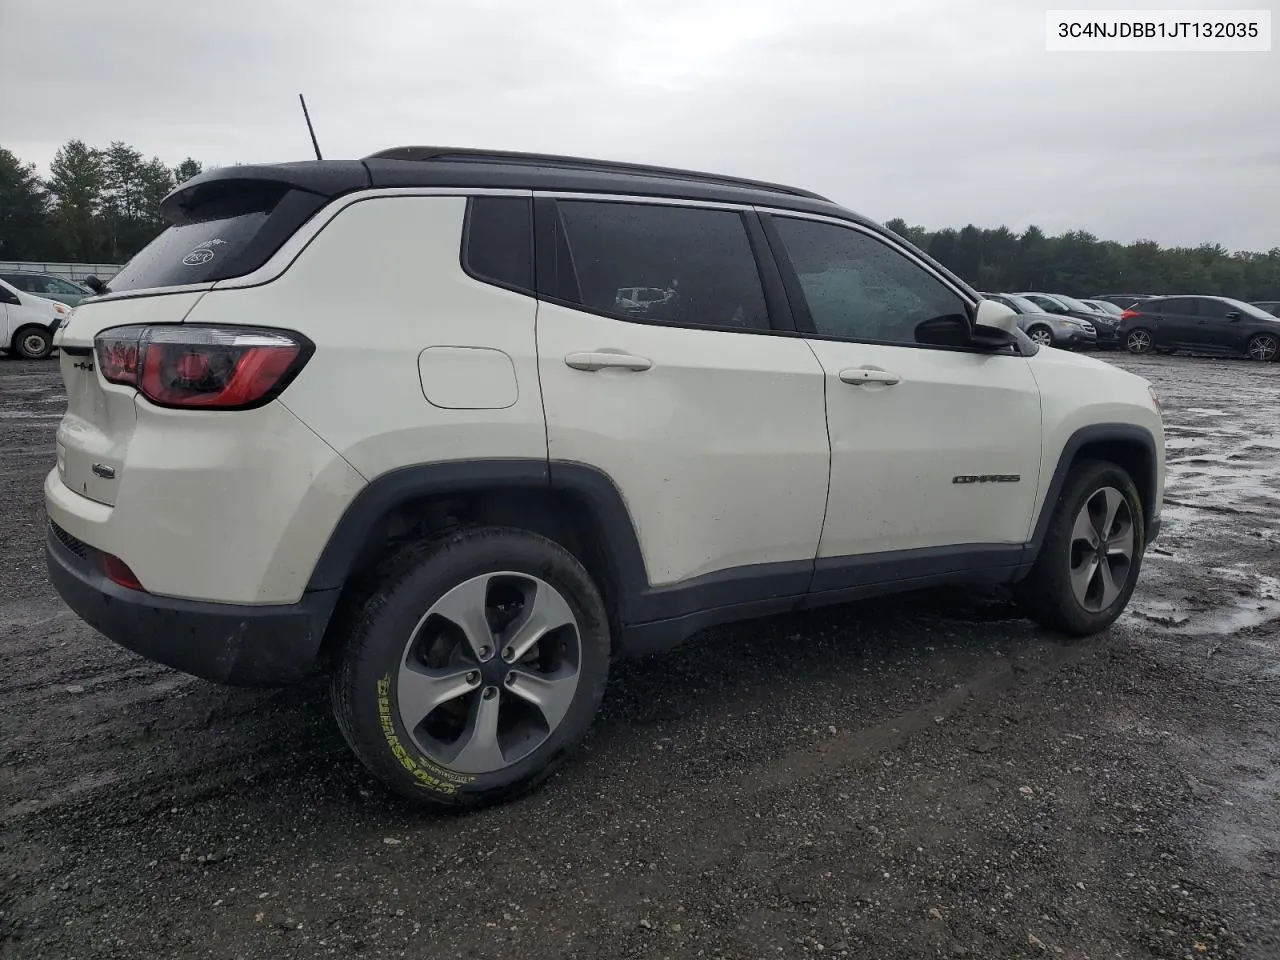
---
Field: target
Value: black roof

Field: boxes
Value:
[157,147,977,297]
[162,146,862,224]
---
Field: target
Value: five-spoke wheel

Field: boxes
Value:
[1125,329,1153,354]
[1247,333,1277,362]
[1016,459,1145,636]
[397,572,582,774]
[331,527,609,810]
[1067,486,1135,613]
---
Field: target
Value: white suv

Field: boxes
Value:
[45,147,1165,809]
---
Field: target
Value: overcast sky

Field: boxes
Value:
[2,0,1277,250]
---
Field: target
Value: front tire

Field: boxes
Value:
[1016,460,1145,636]
[1247,333,1278,362]
[330,526,611,810]
[1027,325,1054,348]
[13,325,53,360]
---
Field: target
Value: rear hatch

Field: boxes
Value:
[53,163,369,507]
[56,293,206,505]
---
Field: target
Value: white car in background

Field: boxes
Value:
[0,277,70,359]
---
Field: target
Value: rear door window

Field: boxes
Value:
[1158,298,1198,316]
[551,200,770,331]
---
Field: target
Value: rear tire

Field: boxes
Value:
[1125,328,1154,354]
[330,525,611,810]
[1247,333,1278,362]
[13,325,53,360]
[1016,460,1145,636]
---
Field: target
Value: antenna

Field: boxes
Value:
[298,94,323,160]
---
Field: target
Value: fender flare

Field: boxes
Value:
[1022,423,1161,565]
[303,458,652,623]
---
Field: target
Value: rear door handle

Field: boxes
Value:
[565,351,653,372]
[839,367,901,386]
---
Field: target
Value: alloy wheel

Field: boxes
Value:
[396,572,581,775]
[1068,486,1135,613]
[1029,328,1053,347]
[1248,334,1277,362]
[1126,330,1152,354]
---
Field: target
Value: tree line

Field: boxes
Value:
[0,141,202,264]
[1,141,1276,300]
[885,219,1279,301]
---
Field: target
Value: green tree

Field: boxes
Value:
[46,139,105,260]
[172,158,203,186]
[138,157,176,226]
[0,147,50,260]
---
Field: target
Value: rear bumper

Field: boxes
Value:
[46,522,338,687]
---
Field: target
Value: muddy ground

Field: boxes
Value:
[1,352,1278,960]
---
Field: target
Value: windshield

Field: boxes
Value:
[1221,298,1276,320]
[1086,300,1123,316]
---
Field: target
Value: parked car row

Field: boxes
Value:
[979,291,1121,349]
[979,289,1279,361]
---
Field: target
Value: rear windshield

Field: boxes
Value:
[1055,295,1096,313]
[105,182,319,293]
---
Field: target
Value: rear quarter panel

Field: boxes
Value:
[191,193,547,478]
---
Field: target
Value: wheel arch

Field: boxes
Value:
[1024,423,1160,565]
[306,459,650,658]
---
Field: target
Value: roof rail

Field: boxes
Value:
[364,146,830,202]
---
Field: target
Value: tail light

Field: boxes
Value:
[95,325,313,410]
[1120,309,1140,320]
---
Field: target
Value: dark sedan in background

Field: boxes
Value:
[1119,296,1280,361]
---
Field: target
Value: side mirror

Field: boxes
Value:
[915,314,972,348]
[974,298,1019,334]
[83,275,107,295]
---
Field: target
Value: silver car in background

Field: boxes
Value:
[980,292,1097,349]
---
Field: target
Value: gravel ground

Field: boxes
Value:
[1,352,1278,960]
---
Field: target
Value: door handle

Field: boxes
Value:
[565,351,653,372]
[839,367,901,386]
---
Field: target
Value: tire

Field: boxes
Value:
[1027,325,1054,348]
[1125,328,1154,354]
[1247,333,1278,362]
[13,325,53,360]
[330,525,610,810]
[1016,459,1145,636]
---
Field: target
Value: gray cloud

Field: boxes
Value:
[1,0,1276,249]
